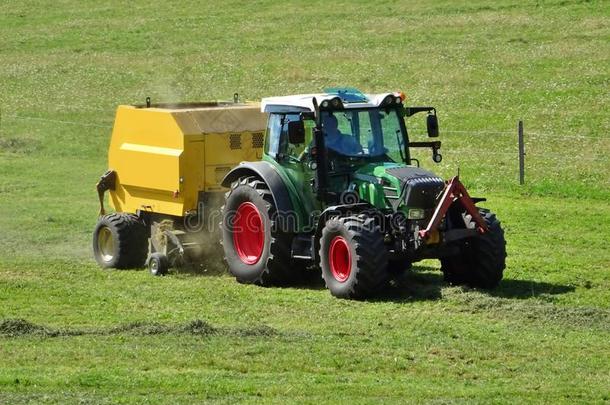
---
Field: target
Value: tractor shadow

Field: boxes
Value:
[169,263,575,303]
[370,266,575,303]
[487,278,575,299]
[372,266,444,302]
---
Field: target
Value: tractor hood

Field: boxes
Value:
[355,163,446,209]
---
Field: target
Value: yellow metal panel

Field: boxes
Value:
[120,143,182,156]
[203,131,264,191]
[180,135,206,212]
[117,143,182,191]
[110,184,184,217]
[106,103,267,216]
[108,106,185,215]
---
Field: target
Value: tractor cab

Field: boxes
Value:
[259,88,440,208]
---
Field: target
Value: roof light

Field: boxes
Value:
[320,97,344,110]
[394,91,406,101]
[383,95,394,106]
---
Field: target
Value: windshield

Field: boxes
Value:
[321,108,408,162]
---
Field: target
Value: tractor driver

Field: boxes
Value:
[322,114,363,156]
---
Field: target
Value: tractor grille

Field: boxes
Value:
[229,133,241,149]
[403,176,446,208]
[385,166,445,208]
[252,132,264,148]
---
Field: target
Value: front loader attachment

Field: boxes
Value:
[419,176,488,241]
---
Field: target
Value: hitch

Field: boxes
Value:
[96,170,116,216]
[419,176,488,240]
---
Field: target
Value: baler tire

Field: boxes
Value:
[148,252,169,276]
[440,209,506,289]
[319,215,389,299]
[220,176,298,286]
[93,213,148,269]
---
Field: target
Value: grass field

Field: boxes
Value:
[1,0,609,403]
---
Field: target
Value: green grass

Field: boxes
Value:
[0,0,609,403]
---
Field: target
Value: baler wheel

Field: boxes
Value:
[148,252,169,276]
[93,213,148,269]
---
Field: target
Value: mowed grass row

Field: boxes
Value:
[0,0,609,403]
[0,252,609,402]
[0,317,608,403]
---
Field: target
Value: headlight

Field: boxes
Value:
[407,208,425,220]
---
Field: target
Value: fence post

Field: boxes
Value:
[518,120,525,185]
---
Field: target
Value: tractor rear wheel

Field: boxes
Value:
[387,259,412,276]
[440,209,506,289]
[319,215,389,299]
[93,213,148,269]
[220,176,296,286]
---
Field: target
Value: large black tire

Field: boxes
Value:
[440,209,506,289]
[319,215,389,299]
[93,213,148,269]
[220,176,297,286]
[387,259,412,276]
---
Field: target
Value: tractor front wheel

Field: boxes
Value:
[440,209,506,289]
[319,215,389,299]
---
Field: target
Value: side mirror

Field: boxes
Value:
[288,120,305,144]
[427,113,439,137]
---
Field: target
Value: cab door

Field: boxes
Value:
[265,113,318,217]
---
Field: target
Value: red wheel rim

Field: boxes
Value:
[329,236,351,282]
[233,202,264,265]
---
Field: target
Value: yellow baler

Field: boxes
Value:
[101,101,266,216]
[93,100,267,273]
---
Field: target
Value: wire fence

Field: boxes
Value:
[443,129,605,140]
[5,114,112,128]
[1,110,608,185]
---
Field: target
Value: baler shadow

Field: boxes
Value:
[170,265,227,277]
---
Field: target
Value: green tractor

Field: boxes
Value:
[220,88,506,299]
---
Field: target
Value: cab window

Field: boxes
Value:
[265,113,308,160]
[265,114,282,158]
[281,113,307,159]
